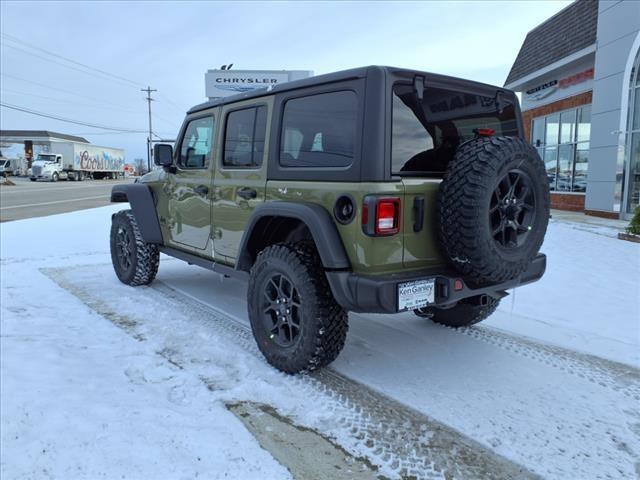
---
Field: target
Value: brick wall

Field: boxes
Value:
[551,192,585,211]
[522,90,593,142]
[523,91,593,213]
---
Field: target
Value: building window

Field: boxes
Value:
[531,105,590,192]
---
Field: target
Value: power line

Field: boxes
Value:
[0,88,144,114]
[1,32,143,88]
[0,102,146,133]
[1,42,138,89]
[156,92,185,113]
[1,33,184,110]
[0,72,137,110]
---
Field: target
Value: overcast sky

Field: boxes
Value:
[1,0,571,161]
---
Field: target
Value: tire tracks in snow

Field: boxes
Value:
[42,266,539,480]
[453,325,640,401]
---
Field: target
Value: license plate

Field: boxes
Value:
[398,279,435,311]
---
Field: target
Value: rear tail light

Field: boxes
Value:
[474,128,495,137]
[362,196,401,236]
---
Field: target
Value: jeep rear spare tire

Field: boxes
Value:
[438,136,549,284]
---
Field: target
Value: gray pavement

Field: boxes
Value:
[0,176,133,222]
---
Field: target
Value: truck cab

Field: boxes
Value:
[30,153,64,182]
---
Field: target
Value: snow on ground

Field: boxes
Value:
[487,217,640,366]
[0,208,292,480]
[1,205,639,479]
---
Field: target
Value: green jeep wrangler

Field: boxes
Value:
[110,66,549,373]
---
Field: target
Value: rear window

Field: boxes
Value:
[280,90,357,168]
[392,84,518,175]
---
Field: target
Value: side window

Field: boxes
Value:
[179,116,215,169]
[280,90,357,168]
[223,105,267,168]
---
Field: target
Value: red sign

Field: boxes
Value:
[558,68,594,89]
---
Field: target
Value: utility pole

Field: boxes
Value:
[141,86,157,172]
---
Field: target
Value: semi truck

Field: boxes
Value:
[30,142,125,182]
[0,156,23,176]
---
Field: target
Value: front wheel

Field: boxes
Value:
[414,295,500,328]
[247,243,348,373]
[51,172,59,182]
[110,210,159,286]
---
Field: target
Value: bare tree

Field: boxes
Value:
[133,157,147,176]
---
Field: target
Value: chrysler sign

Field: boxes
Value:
[205,69,312,99]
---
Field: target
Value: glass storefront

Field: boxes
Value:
[532,105,591,193]
[623,48,640,215]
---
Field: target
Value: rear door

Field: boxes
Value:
[391,81,520,269]
[212,98,271,264]
[165,112,217,254]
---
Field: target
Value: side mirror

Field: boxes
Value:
[153,144,173,167]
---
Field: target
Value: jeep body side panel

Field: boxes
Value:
[236,201,350,272]
[110,183,163,244]
[264,181,446,275]
[211,97,274,263]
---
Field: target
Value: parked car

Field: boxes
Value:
[109,66,550,373]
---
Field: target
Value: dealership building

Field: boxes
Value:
[505,0,640,219]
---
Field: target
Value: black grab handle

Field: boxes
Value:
[413,196,425,233]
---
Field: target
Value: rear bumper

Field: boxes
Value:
[326,254,546,313]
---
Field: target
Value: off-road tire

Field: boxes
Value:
[247,242,348,374]
[110,209,159,286]
[414,296,500,328]
[438,136,549,283]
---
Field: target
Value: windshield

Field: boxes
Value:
[0,160,6,167]
[391,84,518,176]
[37,154,57,162]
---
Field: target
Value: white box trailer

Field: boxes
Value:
[30,142,125,182]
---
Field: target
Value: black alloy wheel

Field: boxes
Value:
[489,169,536,249]
[115,225,133,271]
[260,272,302,348]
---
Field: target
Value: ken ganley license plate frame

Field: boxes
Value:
[397,278,435,311]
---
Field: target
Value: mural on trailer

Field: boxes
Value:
[76,149,125,171]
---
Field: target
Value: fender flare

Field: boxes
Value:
[111,183,163,244]
[236,202,351,271]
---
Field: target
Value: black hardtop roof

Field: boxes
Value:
[188,66,511,114]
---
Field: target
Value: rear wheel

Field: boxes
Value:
[414,296,500,328]
[247,242,348,373]
[110,210,159,286]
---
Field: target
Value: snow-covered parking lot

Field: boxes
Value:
[1,205,639,480]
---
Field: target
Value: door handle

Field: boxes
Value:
[237,187,257,200]
[194,185,209,196]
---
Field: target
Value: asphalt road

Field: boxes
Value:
[0,176,133,222]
